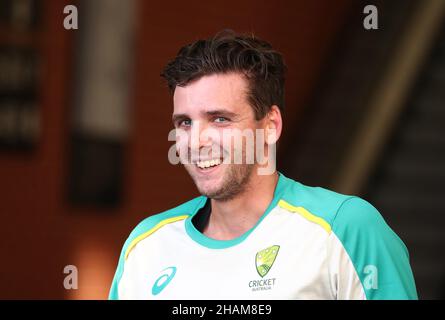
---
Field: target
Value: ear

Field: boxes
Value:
[265,105,282,145]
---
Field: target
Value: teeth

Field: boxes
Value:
[197,158,221,169]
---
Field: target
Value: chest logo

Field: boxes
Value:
[255,245,280,277]
[152,266,177,296]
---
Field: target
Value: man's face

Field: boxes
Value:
[172,72,263,201]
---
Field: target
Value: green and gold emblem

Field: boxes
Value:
[255,245,280,278]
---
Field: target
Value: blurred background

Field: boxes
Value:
[0,0,444,299]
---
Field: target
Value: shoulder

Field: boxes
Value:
[331,196,388,233]
[278,174,387,234]
[129,196,205,238]
[279,175,352,228]
[123,196,206,259]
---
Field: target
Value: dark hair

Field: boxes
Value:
[161,30,286,120]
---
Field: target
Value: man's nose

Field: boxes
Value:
[189,121,213,149]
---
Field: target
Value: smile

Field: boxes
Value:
[196,158,221,169]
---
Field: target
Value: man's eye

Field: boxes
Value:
[214,117,228,123]
[179,119,192,127]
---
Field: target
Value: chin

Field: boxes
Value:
[197,182,222,197]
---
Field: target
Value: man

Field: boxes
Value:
[109,30,417,299]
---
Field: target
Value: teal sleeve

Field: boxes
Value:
[332,197,418,300]
[108,245,126,300]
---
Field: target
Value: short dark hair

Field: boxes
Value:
[161,30,287,120]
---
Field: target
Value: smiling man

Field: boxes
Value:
[109,30,417,300]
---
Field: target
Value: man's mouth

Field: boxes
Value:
[196,158,222,169]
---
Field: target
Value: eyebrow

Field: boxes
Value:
[205,109,238,118]
[172,109,238,125]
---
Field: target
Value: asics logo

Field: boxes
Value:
[152,266,176,295]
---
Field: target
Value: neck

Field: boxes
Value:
[202,170,279,240]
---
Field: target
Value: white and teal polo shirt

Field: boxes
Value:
[109,173,417,300]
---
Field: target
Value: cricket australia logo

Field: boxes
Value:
[256,245,280,277]
[249,245,280,292]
